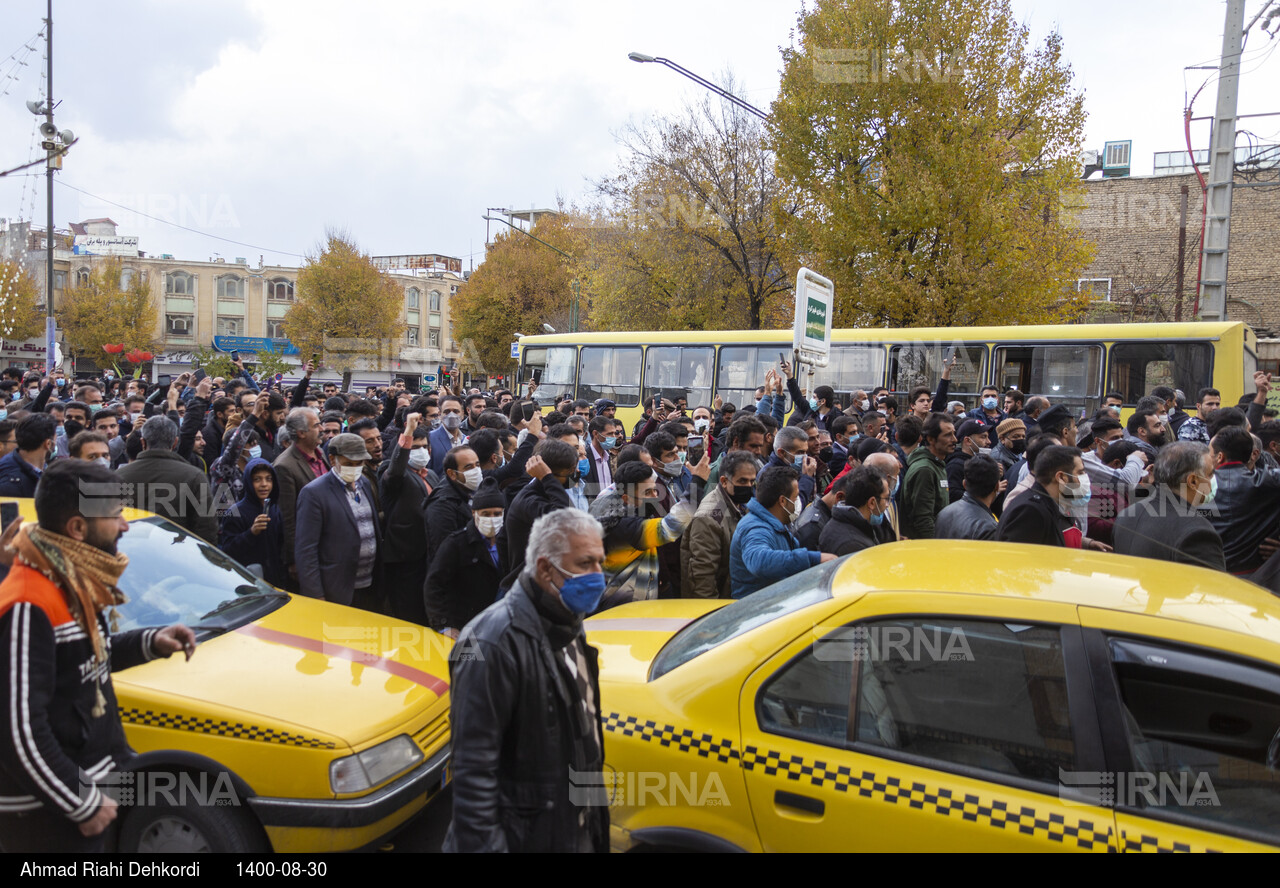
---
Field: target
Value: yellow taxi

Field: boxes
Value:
[586,541,1280,852]
[5,502,452,853]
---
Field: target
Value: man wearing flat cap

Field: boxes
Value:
[294,432,382,611]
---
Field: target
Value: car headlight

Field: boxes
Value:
[330,735,424,794]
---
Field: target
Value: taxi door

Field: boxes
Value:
[737,593,1117,852]
[1080,610,1280,853]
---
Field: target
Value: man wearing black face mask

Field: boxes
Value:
[990,418,1026,478]
[444,507,608,853]
[681,451,756,599]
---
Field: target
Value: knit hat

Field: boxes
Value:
[470,477,504,511]
[996,418,1026,439]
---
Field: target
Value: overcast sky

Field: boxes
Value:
[1,0,1277,270]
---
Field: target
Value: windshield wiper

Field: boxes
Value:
[197,590,288,623]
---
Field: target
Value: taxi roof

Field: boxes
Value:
[832,541,1280,647]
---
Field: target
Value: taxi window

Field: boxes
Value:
[116,516,283,631]
[649,560,837,681]
[852,619,1074,784]
[1109,638,1280,840]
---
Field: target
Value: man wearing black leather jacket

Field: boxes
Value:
[1207,426,1280,575]
[443,508,609,853]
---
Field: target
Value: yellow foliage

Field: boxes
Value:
[451,215,582,374]
[59,259,159,359]
[0,261,46,343]
[285,231,407,371]
[771,0,1095,328]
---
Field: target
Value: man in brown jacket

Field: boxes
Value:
[272,408,328,586]
[680,451,757,598]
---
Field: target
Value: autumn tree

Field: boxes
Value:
[59,258,160,359]
[0,261,46,343]
[452,214,582,376]
[586,81,797,331]
[771,0,1095,327]
[285,230,407,372]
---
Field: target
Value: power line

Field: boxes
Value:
[55,181,307,259]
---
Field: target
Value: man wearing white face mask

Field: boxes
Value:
[294,433,381,610]
[425,443,481,564]
[425,479,508,639]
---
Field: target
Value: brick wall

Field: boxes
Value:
[1074,172,1280,334]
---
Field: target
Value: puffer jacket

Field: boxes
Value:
[217,457,286,588]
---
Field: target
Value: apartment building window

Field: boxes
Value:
[268,278,294,300]
[120,267,136,290]
[53,272,65,290]
[75,267,90,286]
[408,328,419,346]
[407,287,420,310]
[267,320,286,338]
[429,289,441,311]
[429,329,439,347]
[217,275,244,300]
[217,316,241,336]
[166,271,194,295]
[166,314,194,338]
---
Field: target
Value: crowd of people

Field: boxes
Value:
[0,354,1277,616]
[3,352,1280,852]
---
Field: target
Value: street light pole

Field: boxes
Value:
[45,0,54,327]
[627,51,771,121]
[481,214,580,333]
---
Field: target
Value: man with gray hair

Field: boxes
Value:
[768,425,818,505]
[1113,441,1225,571]
[117,416,217,541]
[444,507,608,854]
[273,407,328,588]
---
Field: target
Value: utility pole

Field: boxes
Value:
[44,0,54,328]
[1176,184,1188,322]
[1198,0,1275,321]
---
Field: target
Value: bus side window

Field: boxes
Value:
[1107,342,1212,407]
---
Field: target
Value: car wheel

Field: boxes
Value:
[118,796,266,853]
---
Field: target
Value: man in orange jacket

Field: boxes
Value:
[0,460,196,851]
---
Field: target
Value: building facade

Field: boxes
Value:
[0,219,465,390]
[1073,167,1280,336]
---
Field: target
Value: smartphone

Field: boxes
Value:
[531,368,542,384]
[158,374,172,387]
[1,502,18,529]
[689,435,704,448]
[191,368,207,384]
[231,350,241,362]
[779,352,787,364]
[947,346,957,362]
[521,402,537,423]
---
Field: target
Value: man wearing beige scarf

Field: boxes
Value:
[0,460,197,852]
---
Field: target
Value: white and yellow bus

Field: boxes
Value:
[515,322,1259,430]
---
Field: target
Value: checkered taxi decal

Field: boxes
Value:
[120,707,338,749]
[603,711,1117,851]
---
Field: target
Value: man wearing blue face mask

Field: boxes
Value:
[965,384,1007,428]
[819,466,894,556]
[767,426,816,506]
[444,508,609,853]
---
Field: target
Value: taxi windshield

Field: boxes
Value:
[649,559,837,680]
[115,517,286,632]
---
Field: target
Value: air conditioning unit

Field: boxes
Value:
[1102,140,1132,178]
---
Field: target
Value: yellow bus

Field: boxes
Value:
[515,322,1259,430]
